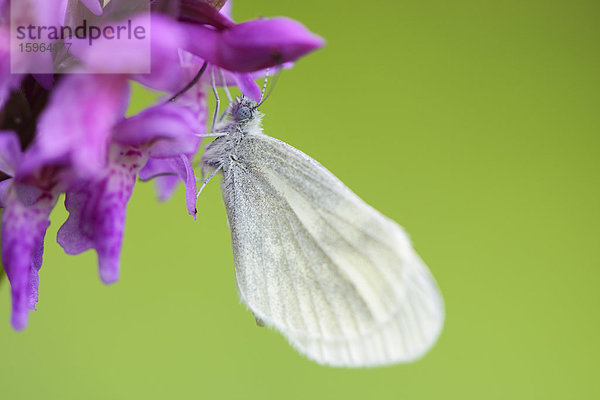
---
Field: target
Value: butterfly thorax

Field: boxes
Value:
[202,96,264,168]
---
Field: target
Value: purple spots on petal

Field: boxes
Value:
[18,75,130,182]
[1,182,56,330]
[57,143,149,284]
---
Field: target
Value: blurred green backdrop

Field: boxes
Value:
[2,0,599,398]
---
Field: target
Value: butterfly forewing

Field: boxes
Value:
[220,133,444,367]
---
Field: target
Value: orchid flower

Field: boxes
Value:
[0,0,324,329]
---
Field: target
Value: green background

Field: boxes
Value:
[2,0,599,398]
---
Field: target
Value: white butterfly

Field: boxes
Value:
[199,95,444,367]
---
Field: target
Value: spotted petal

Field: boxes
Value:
[57,144,147,284]
[1,183,56,330]
[113,103,201,158]
[18,75,130,182]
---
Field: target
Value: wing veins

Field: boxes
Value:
[253,137,405,263]
[278,194,358,363]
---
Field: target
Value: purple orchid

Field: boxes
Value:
[0,131,57,330]
[0,75,202,328]
[0,0,324,329]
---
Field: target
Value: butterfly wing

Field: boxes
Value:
[221,133,444,367]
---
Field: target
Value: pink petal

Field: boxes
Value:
[168,56,210,121]
[72,14,186,88]
[57,144,148,284]
[18,75,130,182]
[0,28,23,108]
[0,131,22,176]
[233,73,261,102]
[169,154,197,218]
[8,0,67,74]
[69,13,150,74]
[11,0,68,27]
[182,18,324,72]
[153,174,180,201]
[132,15,186,91]
[139,157,180,200]
[112,103,201,158]
[1,182,57,330]
[207,67,282,102]
[139,155,198,218]
[0,179,10,207]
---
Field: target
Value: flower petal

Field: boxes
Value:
[0,179,10,207]
[205,66,287,102]
[169,154,197,218]
[1,182,56,330]
[0,28,23,109]
[139,157,172,181]
[182,17,324,72]
[113,103,201,158]
[8,0,67,74]
[139,157,179,199]
[138,154,197,218]
[168,55,210,121]
[233,72,261,102]
[132,16,187,91]
[151,173,180,201]
[18,75,130,181]
[57,144,148,284]
[69,13,150,74]
[71,14,185,90]
[11,0,68,28]
[0,131,22,176]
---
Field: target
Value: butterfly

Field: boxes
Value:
[198,95,444,367]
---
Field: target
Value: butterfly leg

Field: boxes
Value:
[196,163,224,198]
[195,133,228,138]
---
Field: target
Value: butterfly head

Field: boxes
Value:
[229,96,264,132]
[230,96,256,121]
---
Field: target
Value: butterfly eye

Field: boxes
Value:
[236,106,252,121]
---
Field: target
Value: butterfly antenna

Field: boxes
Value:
[259,68,270,103]
[257,67,281,108]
